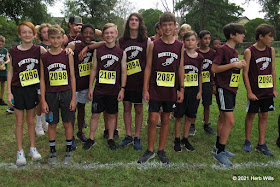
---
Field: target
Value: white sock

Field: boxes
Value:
[36,115,42,125]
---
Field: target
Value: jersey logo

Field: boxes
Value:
[162,57,174,66]
[104,59,115,68]
[260,61,269,70]
[26,63,35,71]
[128,50,139,60]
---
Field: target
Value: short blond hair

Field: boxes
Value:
[0,35,5,43]
[102,23,118,34]
[48,24,65,36]
[180,24,191,32]
[37,23,51,41]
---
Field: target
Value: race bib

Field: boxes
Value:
[127,59,141,75]
[202,71,210,83]
[229,73,240,88]
[184,73,198,87]
[49,71,68,86]
[99,70,116,84]
[156,71,175,87]
[79,62,92,77]
[19,69,40,87]
[258,75,273,88]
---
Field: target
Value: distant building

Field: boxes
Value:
[235,16,250,25]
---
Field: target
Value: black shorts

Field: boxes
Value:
[12,85,39,110]
[216,87,236,112]
[92,93,118,114]
[123,90,144,104]
[45,90,75,124]
[148,100,175,113]
[246,97,274,113]
[174,86,199,118]
[202,82,213,106]
[0,76,7,82]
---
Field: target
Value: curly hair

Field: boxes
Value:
[37,23,51,41]
[123,13,147,42]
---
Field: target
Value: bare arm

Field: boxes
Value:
[4,52,10,64]
[118,51,127,101]
[88,50,98,101]
[143,42,154,103]
[146,38,152,57]
[78,41,106,61]
[40,46,47,54]
[212,59,246,73]
[69,54,76,111]
[197,60,203,100]
[271,47,278,97]
[177,45,185,103]
[94,29,102,39]
[242,48,258,100]
[7,56,14,106]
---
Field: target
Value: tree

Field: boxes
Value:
[0,0,54,24]
[249,0,280,40]
[244,18,269,42]
[175,0,244,40]
[140,9,163,37]
[62,0,119,30]
[0,16,18,48]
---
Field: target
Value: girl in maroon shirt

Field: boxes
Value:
[7,21,47,166]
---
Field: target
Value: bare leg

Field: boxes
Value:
[158,112,170,150]
[148,112,159,152]
[258,112,268,145]
[244,112,256,141]
[15,109,24,151]
[26,108,36,147]
[134,104,143,137]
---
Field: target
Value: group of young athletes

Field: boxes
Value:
[1,11,280,167]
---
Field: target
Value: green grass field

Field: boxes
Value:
[1,56,280,186]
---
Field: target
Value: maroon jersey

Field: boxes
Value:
[66,34,83,46]
[9,45,41,87]
[94,45,124,95]
[149,39,183,102]
[248,45,273,99]
[196,48,216,82]
[41,50,72,93]
[184,52,204,87]
[74,43,94,91]
[213,44,240,94]
[118,37,147,91]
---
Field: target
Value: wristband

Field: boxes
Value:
[121,86,125,90]
[180,86,185,89]
[87,45,90,51]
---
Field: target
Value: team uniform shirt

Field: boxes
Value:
[213,44,240,95]
[74,43,94,91]
[196,48,215,83]
[94,45,123,95]
[248,45,273,99]
[183,52,204,87]
[149,39,183,102]
[66,34,83,46]
[118,37,147,92]
[9,45,41,87]
[0,47,8,76]
[41,50,72,93]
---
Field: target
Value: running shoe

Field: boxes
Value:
[48,150,57,164]
[16,150,26,166]
[29,147,41,161]
[157,149,170,164]
[173,138,182,152]
[82,139,96,151]
[63,151,73,164]
[189,124,196,136]
[137,150,155,163]
[133,137,142,150]
[203,123,216,135]
[243,139,252,152]
[214,151,233,166]
[77,131,88,143]
[181,138,195,152]
[255,144,273,156]
[108,139,117,150]
[119,135,133,147]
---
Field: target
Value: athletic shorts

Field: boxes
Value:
[45,90,75,124]
[76,89,90,104]
[216,87,236,112]
[12,85,39,110]
[148,100,175,113]
[123,90,144,104]
[202,82,213,106]
[246,97,274,113]
[0,76,7,82]
[174,86,199,118]
[92,93,118,114]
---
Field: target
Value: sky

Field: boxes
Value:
[47,0,265,20]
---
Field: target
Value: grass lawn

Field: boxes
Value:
[0,56,280,186]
